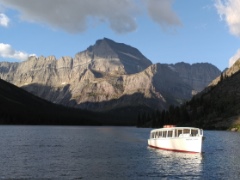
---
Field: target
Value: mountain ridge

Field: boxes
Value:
[0,38,221,122]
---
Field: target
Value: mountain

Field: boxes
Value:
[192,59,240,130]
[0,38,220,121]
[145,58,240,130]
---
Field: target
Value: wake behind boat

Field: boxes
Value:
[148,125,204,153]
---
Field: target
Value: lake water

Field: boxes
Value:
[0,126,240,179]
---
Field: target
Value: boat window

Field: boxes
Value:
[191,129,198,136]
[151,132,155,138]
[156,131,159,138]
[159,131,162,137]
[174,129,177,137]
[178,129,183,137]
[163,131,167,138]
[183,129,190,134]
[168,130,173,137]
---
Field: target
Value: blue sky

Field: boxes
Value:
[0,0,239,71]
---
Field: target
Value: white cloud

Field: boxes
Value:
[0,0,181,34]
[0,13,9,27]
[145,0,182,30]
[215,0,240,37]
[0,43,35,61]
[229,49,240,67]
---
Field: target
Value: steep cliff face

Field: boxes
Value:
[169,62,221,93]
[0,38,219,112]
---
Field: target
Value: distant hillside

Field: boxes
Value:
[140,59,240,130]
[0,78,132,125]
[184,68,240,130]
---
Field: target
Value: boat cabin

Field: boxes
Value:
[150,127,203,139]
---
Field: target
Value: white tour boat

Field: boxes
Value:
[148,125,204,153]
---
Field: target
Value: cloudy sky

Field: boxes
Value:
[0,0,239,71]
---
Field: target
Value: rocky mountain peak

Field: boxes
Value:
[86,38,152,65]
[75,38,152,75]
[86,38,118,58]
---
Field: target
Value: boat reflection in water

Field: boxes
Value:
[147,148,203,178]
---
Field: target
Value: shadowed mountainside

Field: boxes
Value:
[0,78,137,125]
[140,59,240,130]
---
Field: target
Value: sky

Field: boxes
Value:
[0,0,239,71]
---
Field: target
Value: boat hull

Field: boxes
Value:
[148,137,203,153]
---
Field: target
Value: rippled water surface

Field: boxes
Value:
[0,126,240,179]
